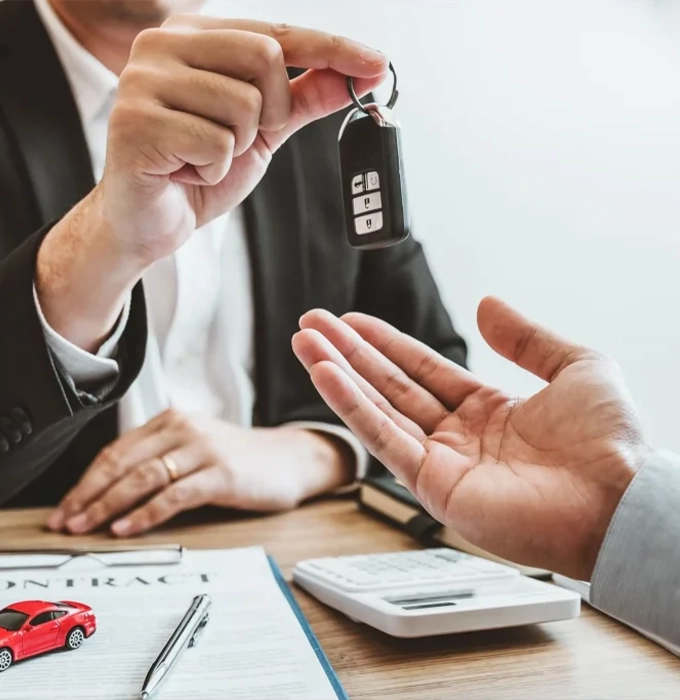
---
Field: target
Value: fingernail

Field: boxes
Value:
[66,513,89,534]
[46,510,65,531]
[112,519,131,537]
[359,45,386,63]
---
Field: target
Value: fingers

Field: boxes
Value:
[108,20,386,197]
[477,296,590,383]
[47,415,181,531]
[266,70,383,152]
[161,16,387,78]
[127,20,386,140]
[343,312,484,410]
[147,66,264,157]
[293,328,426,440]
[297,310,448,434]
[111,467,218,537]
[299,309,484,425]
[63,445,207,535]
[109,103,236,185]
[131,27,291,132]
[308,361,427,482]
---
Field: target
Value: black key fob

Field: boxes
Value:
[339,76,410,250]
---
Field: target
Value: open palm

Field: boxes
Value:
[293,297,648,579]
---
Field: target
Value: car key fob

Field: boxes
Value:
[339,66,410,250]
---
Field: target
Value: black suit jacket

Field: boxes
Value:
[0,0,467,507]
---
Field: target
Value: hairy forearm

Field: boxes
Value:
[35,187,147,353]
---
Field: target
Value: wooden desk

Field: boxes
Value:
[2,501,678,699]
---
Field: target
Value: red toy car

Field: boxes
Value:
[0,600,96,672]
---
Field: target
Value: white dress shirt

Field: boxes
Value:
[33,0,367,478]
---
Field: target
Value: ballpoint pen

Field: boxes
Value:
[0,545,185,570]
[140,594,212,700]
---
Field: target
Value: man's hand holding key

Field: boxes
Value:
[36,17,387,352]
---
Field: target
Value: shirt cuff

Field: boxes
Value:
[284,421,370,491]
[33,283,129,386]
[590,450,680,651]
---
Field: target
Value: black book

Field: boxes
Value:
[359,473,550,579]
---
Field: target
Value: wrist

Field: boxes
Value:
[36,187,149,352]
[580,443,651,581]
[278,428,356,501]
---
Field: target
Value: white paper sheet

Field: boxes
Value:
[0,547,340,700]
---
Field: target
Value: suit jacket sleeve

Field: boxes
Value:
[590,450,680,654]
[0,223,147,504]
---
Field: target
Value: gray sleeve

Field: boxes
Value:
[590,450,680,649]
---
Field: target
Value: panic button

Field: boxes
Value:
[355,212,384,235]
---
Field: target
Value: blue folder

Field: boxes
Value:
[268,556,349,700]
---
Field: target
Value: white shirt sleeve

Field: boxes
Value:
[33,284,130,385]
[284,421,370,489]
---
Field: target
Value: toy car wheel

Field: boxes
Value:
[65,626,85,650]
[0,648,13,672]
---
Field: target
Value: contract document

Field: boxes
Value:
[0,547,345,700]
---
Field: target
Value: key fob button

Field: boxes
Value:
[352,191,382,215]
[351,171,380,195]
[351,175,367,195]
[355,212,384,235]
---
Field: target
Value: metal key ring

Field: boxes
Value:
[347,61,399,114]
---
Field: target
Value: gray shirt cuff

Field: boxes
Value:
[590,449,680,649]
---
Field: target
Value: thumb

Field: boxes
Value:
[477,296,589,382]
[264,69,386,152]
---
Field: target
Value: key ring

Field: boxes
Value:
[347,61,399,114]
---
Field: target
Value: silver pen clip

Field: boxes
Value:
[188,613,210,648]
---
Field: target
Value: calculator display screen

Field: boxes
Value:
[384,590,474,611]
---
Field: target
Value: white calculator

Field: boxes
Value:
[293,549,580,638]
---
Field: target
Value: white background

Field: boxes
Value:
[206,1,680,452]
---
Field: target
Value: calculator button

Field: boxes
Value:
[353,192,382,216]
[297,549,520,594]
[355,212,383,235]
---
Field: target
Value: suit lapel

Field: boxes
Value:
[244,138,308,427]
[0,0,95,234]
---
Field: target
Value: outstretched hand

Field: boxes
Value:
[293,297,650,580]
